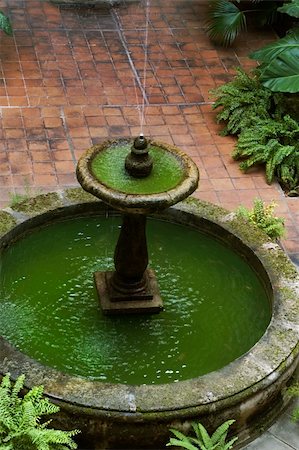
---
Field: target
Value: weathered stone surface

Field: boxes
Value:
[76,139,199,214]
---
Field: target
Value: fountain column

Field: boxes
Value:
[111,214,149,296]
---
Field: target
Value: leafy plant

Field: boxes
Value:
[235,199,285,240]
[210,68,278,135]
[0,373,79,450]
[233,115,299,193]
[250,28,299,93]
[167,420,237,450]
[287,382,299,422]
[0,11,12,36]
[211,67,299,195]
[206,0,279,46]
[277,0,299,18]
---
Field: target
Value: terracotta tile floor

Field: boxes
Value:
[0,0,298,260]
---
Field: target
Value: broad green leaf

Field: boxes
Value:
[0,12,12,36]
[278,0,299,18]
[206,0,246,46]
[250,30,299,63]
[260,51,299,92]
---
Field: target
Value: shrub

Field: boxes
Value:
[235,199,285,240]
[233,115,299,194]
[0,373,79,450]
[211,68,299,196]
[210,68,279,135]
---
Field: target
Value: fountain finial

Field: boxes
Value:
[125,135,153,178]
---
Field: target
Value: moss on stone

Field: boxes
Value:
[65,187,96,204]
[227,216,269,248]
[260,248,298,280]
[0,211,16,236]
[183,197,228,221]
[183,198,270,249]
[11,193,63,215]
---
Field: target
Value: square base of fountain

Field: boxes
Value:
[94,269,164,315]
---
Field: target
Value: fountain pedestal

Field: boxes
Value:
[94,214,163,314]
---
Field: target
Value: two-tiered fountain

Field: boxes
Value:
[76,135,198,314]
[0,134,298,449]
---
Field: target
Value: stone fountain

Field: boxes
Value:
[76,136,198,314]
[0,137,298,449]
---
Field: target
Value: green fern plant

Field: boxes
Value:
[210,68,280,136]
[0,373,79,450]
[235,199,285,240]
[167,419,237,450]
[233,115,299,193]
[287,382,299,422]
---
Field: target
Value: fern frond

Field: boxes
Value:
[210,420,235,445]
[211,68,275,135]
[265,144,294,183]
[0,374,79,450]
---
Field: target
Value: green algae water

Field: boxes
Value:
[91,143,184,194]
[0,216,271,385]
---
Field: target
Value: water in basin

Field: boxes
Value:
[91,142,184,194]
[0,216,271,385]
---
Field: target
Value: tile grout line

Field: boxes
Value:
[0,102,214,110]
[268,431,298,450]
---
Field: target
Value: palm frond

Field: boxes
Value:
[206,0,246,46]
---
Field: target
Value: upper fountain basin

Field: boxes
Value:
[76,138,199,214]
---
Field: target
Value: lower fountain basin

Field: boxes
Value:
[0,189,298,449]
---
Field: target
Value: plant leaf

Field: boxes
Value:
[260,51,299,92]
[210,419,235,445]
[250,29,299,63]
[194,423,212,448]
[0,12,12,36]
[278,0,299,18]
[206,0,246,46]
[167,437,198,450]
[168,429,190,441]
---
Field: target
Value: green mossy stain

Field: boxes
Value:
[12,193,62,215]
[183,199,269,248]
[184,198,228,220]
[0,212,16,236]
[228,217,269,249]
[261,250,298,280]
[65,188,96,204]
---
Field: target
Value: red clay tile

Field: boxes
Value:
[0,0,296,255]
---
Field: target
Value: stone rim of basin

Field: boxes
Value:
[76,138,199,214]
[0,190,298,417]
